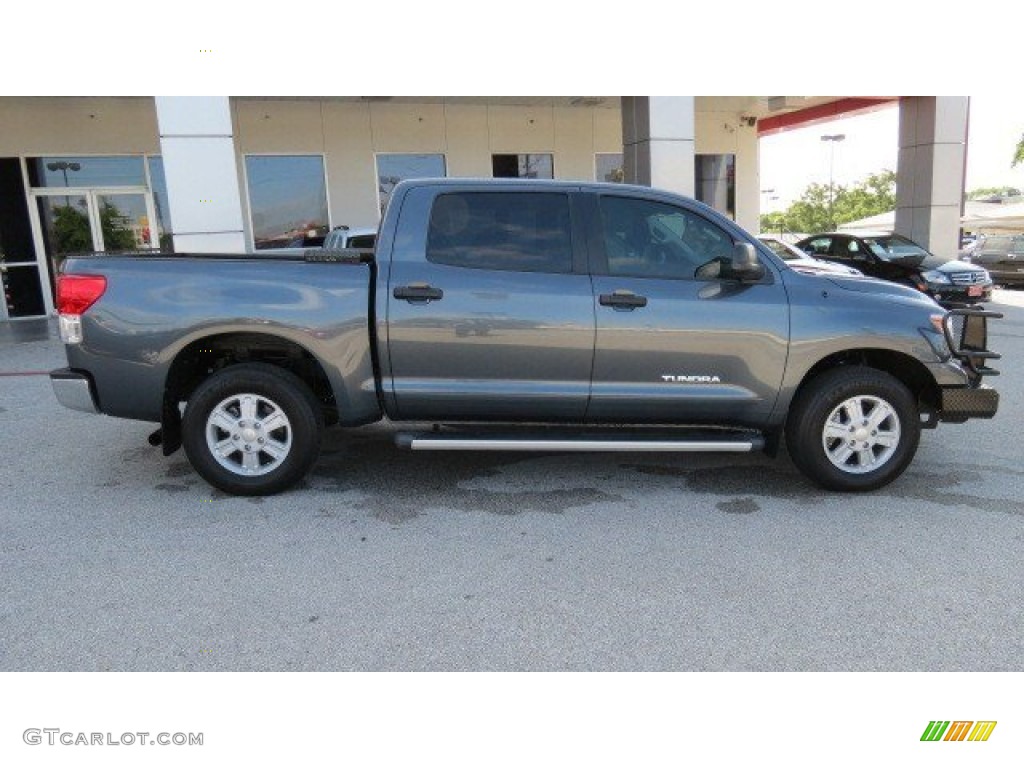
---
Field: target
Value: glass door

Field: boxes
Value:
[33,188,157,298]
[1,157,49,319]
[94,192,155,252]
[23,156,160,317]
[0,232,47,319]
[35,192,96,298]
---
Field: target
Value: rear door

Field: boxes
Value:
[585,191,789,425]
[383,184,595,421]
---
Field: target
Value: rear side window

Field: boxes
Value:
[426,192,572,273]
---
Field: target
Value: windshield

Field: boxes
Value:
[863,235,945,268]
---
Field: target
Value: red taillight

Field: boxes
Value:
[57,275,107,315]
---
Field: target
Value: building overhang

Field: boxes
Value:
[756,97,900,136]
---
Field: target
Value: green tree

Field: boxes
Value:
[52,204,92,254]
[759,170,896,234]
[1014,133,1024,167]
[98,201,139,251]
[834,170,897,223]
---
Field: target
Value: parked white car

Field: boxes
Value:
[758,234,863,276]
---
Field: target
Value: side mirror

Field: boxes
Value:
[731,242,766,282]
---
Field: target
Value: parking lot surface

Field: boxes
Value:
[2,293,1023,671]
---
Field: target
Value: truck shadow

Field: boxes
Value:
[141,426,1024,521]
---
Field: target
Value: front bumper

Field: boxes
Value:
[50,368,99,414]
[931,283,993,305]
[934,306,1001,422]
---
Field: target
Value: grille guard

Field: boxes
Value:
[942,306,1002,378]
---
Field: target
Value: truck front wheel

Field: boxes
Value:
[182,363,324,496]
[785,366,920,492]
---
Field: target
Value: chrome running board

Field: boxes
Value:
[395,432,763,453]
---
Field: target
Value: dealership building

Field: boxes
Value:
[0,96,967,321]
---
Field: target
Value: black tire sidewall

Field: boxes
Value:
[182,363,323,496]
[786,367,920,492]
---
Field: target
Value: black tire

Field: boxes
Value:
[182,363,324,496]
[785,366,920,492]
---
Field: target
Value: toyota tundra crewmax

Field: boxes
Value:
[50,179,1001,495]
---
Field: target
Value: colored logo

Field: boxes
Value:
[921,721,997,742]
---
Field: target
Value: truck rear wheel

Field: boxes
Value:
[182,363,323,496]
[785,366,920,492]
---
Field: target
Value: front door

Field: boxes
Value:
[385,185,595,421]
[585,192,789,426]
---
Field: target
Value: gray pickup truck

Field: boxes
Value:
[50,179,1001,495]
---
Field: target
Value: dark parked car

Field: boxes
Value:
[969,234,1024,287]
[796,231,993,306]
[757,234,863,276]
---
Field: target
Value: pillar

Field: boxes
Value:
[895,97,969,260]
[621,97,695,197]
[154,97,247,253]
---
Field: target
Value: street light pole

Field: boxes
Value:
[760,188,781,235]
[820,134,845,230]
[46,160,82,208]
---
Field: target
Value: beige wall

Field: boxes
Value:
[694,110,761,233]
[0,97,762,239]
[0,97,160,156]
[231,98,625,229]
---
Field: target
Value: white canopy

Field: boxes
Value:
[839,200,1024,234]
[960,201,1024,232]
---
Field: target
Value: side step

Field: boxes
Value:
[395,431,764,453]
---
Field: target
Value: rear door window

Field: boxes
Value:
[426,192,572,273]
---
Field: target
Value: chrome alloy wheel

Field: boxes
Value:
[205,393,293,477]
[821,395,901,475]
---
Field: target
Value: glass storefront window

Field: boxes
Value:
[245,155,329,250]
[376,154,446,214]
[596,153,624,183]
[492,154,554,179]
[27,156,146,188]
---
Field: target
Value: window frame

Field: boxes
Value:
[490,153,555,180]
[594,153,624,184]
[375,152,447,217]
[242,152,331,251]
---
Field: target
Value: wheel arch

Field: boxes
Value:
[164,331,338,422]
[785,348,941,423]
